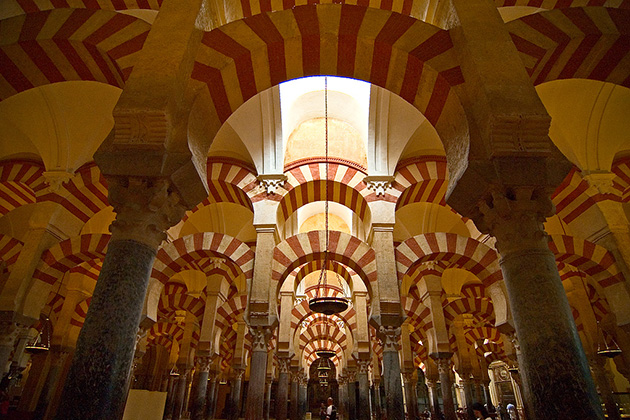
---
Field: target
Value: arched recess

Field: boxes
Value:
[443,297,496,327]
[26,233,110,318]
[188,4,469,184]
[393,156,449,210]
[281,259,360,296]
[151,232,255,285]
[157,282,205,322]
[396,232,503,287]
[0,9,150,101]
[272,231,377,296]
[183,159,258,222]
[0,161,44,216]
[507,7,630,88]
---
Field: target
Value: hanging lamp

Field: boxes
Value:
[25,276,64,354]
[596,324,622,358]
[308,76,349,316]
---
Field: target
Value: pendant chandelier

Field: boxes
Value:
[596,323,622,358]
[308,77,349,316]
[317,348,334,387]
[25,276,64,354]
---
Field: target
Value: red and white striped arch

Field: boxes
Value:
[396,233,503,286]
[475,340,506,364]
[507,7,630,88]
[274,163,373,224]
[184,159,258,221]
[215,294,248,334]
[460,283,487,299]
[0,161,44,216]
[189,4,467,162]
[272,231,377,294]
[0,234,23,267]
[147,320,184,343]
[291,259,356,292]
[68,259,102,282]
[548,234,624,288]
[0,9,150,100]
[42,291,64,323]
[299,319,348,353]
[8,0,162,14]
[393,156,449,210]
[158,283,205,321]
[33,233,110,285]
[70,297,91,327]
[465,326,503,346]
[495,0,629,9]
[612,158,630,201]
[147,335,174,350]
[37,164,109,224]
[303,341,343,369]
[586,282,610,321]
[152,232,255,284]
[442,297,495,327]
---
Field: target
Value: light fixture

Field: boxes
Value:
[169,364,180,376]
[597,324,622,358]
[308,76,349,316]
[25,276,65,354]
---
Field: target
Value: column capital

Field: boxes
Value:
[401,371,414,384]
[195,356,212,373]
[345,369,357,382]
[338,374,347,385]
[356,359,370,374]
[250,325,274,352]
[108,177,187,249]
[472,188,554,256]
[378,326,401,352]
[233,367,246,380]
[433,355,453,375]
[277,356,291,374]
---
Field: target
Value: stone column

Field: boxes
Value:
[206,371,218,420]
[290,369,299,420]
[0,320,23,376]
[191,357,211,420]
[17,350,49,413]
[229,368,245,420]
[380,326,404,420]
[346,369,357,420]
[475,189,603,420]
[402,371,417,420]
[245,326,272,420]
[426,379,441,419]
[590,355,621,420]
[55,178,186,420]
[264,378,272,420]
[338,374,348,420]
[299,373,307,420]
[356,360,371,420]
[33,346,70,420]
[172,366,192,420]
[163,373,177,420]
[435,356,456,420]
[372,378,382,420]
[276,357,291,420]
[460,376,475,420]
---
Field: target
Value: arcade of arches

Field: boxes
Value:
[0,1,630,420]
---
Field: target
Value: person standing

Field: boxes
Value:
[472,402,492,420]
[326,397,337,420]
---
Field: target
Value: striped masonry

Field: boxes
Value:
[11,0,162,14]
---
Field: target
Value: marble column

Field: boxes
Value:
[245,326,271,420]
[380,326,404,420]
[206,372,218,420]
[172,366,192,420]
[0,320,23,377]
[33,347,70,420]
[191,357,211,420]
[460,376,475,420]
[276,357,291,420]
[346,370,357,420]
[229,368,245,420]
[299,373,307,420]
[17,350,49,413]
[475,190,603,420]
[263,379,272,420]
[55,178,186,420]
[372,379,382,420]
[435,357,456,420]
[402,371,417,420]
[163,373,177,420]
[426,379,441,420]
[357,360,371,420]
[338,374,348,420]
[290,369,299,420]
[590,355,621,420]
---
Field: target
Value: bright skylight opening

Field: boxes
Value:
[279,76,371,150]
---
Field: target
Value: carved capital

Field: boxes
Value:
[364,175,394,197]
[257,174,287,195]
[401,371,414,384]
[42,170,73,192]
[108,177,187,249]
[435,357,453,375]
[345,369,357,382]
[233,367,246,380]
[357,359,370,374]
[379,326,401,352]
[338,374,347,386]
[583,173,620,197]
[473,188,554,256]
[277,356,291,374]
[195,356,212,373]
[250,325,273,352]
